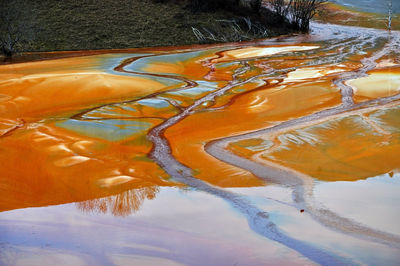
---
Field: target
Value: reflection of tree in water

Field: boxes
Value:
[76,186,159,216]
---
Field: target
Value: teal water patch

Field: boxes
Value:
[56,119,154,141]
[137,98,171,108]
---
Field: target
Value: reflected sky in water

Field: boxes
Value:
[0,187,311,266]
[1,172,400,265]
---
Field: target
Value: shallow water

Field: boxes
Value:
[331,0,400,14]
[0,21,399,265]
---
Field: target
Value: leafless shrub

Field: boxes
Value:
[270,0,290,17]
[288,0,325,31]
[0,0,34,58]
[192,17,269,43]
[268,0,325,32]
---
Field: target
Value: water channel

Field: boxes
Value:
[0,4,399,266]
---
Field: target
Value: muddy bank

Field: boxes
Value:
[0,0,294,55]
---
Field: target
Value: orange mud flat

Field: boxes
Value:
[0,54,175,212]
[0,23,400,266]
[0,39,399,213]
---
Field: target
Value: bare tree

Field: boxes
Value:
[0,0,33,58]
[288,0,325,31]
[387,0,393,32]
[270,0,290,17]
[268,0,325,31]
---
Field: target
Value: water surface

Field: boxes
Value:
[331,0,400,14]
[0,19,399,266]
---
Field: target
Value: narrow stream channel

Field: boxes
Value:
[0,15,399,266]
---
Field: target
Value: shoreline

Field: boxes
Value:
[2,1,398,65]
[2,21,398,66]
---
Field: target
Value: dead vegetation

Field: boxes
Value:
[192,17,269,43]
[0,0,34,58]
[0,0,296,57]
[268,0,326,32]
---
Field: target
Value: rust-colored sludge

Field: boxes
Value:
[0,24,400,265]
[0,41,399,211]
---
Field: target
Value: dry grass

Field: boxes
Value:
[5,0,295,52]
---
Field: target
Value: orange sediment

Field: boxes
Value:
[166,76,342,187]
[349,68,400,102]
[0,123,171,212]
[0,57,174,122]
[0,38,398,212]
[0,55,175,212]
[227,107,400,182]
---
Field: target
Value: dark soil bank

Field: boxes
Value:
[2,0,295,53]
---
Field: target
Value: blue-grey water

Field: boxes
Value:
[331,0,400,14]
